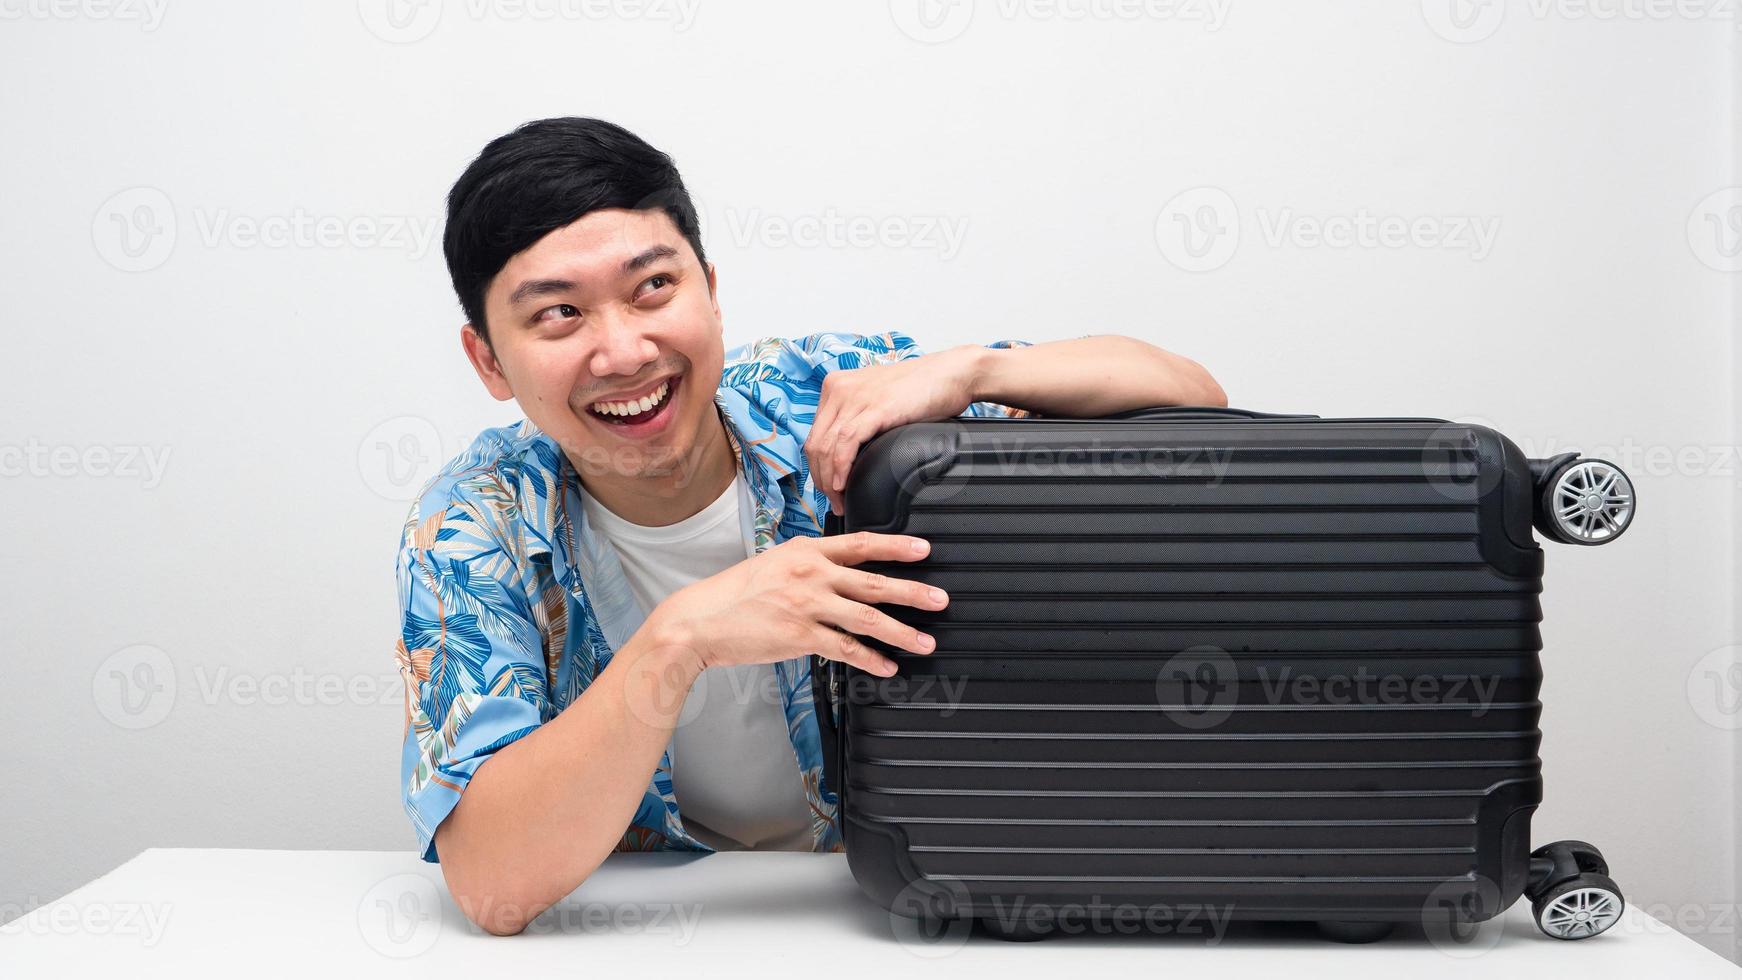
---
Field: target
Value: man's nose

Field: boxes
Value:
[586,311,660,378]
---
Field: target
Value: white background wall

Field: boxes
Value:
[2,0,1738,962]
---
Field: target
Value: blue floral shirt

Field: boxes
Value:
[395,331,1033,861]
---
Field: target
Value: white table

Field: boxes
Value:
[2,849,1735,978]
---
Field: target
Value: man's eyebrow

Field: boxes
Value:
[507,278,576,308]
[622,243,679,273]
[505,245,681,308]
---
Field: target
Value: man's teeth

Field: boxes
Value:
[591,379,671,418]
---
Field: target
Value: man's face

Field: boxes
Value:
[463,207,724,485]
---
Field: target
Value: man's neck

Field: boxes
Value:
[572,403,738,527]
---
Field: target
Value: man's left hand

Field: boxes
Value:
[805,346,981,517]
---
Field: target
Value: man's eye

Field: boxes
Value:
[536,303,580,323]
[636,274,674,299]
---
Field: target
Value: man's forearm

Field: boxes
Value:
[433,618,701,936]
[962,334,1227,416]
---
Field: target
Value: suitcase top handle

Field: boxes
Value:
[1101,405,1321,422]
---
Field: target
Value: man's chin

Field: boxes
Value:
[552,415,694,483]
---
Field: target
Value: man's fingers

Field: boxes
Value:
[806,435,837,515]
[834,566,948,613]
[818,594,935,656]
[812,530,931,565]
[826,410,869,493]
[807,382,843,494]
[811,377,843,447]
[812,623,898,677]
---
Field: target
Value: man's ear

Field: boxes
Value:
[705,261,720,322]
[460,324,515,402]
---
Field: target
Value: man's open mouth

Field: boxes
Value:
[586,373,682,428]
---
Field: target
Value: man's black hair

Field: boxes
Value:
[442,117,708,345]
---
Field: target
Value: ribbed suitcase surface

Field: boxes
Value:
[822,411,1556,926]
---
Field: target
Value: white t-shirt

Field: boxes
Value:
[579,471,815,852]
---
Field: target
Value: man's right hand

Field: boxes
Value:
[647,531,949,679]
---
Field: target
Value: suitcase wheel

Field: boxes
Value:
[1534,457,1635,545]
[1531,872,1624,940]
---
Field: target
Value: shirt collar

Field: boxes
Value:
[712,381,799,481]
[711,383,799,554]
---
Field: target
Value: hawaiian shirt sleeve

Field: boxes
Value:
[394,478,556,863]
[786,330,1040,419]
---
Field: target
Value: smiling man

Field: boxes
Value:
[395,116,1226,935]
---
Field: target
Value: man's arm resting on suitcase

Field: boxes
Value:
[809,333,1225,514]
[966,334,1226,418]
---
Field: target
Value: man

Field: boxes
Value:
[396,116,1226,935]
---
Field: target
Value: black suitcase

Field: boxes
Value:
[816,406,1635,943]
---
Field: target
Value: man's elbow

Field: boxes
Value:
[443,864,579,937]
[478,906,539,938]
[435,823,593,937]
[1169,349,1227,408]
[1198,370,1229,408]
[473,900,534,938]
[1116,337,1225,409]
